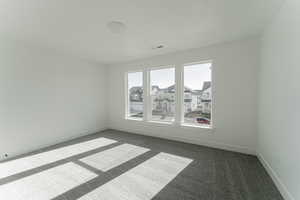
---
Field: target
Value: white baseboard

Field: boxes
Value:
[257,153,295,200]
[108,126,256,155]
[0,127,108,162]
[108,126,294,199]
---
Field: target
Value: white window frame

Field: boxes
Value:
[124,60,213,130]
[125,70,144,121]
[181,60,213,129]
[147,65,176,124]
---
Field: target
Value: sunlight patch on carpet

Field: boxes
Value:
[0,162,97,200]
[0,137,116,179]
[79,152,193,200]
[80,143,149,171]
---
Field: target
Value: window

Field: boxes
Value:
[183,62,212,127]
[125,61,213,129]
[127,72,143,119]
[150,67,175,122]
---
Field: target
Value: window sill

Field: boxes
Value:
[147,120,175,125]
[124,118,214,132]
[181,123,213,130]
[125,117,143,121]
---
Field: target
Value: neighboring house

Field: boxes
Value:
[129,87,143,114]
[152,85,175,114]
[201,88,212,113]
[129,87,143,102]
[129,81,211,115]
[200,82,212,114]
[183,87,202,113]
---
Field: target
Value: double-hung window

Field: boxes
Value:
[150,67,175,122]
[183,62,212,127]
[126,71,143,119]
[125,61,212,128]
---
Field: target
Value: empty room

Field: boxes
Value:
[0,0,299,199]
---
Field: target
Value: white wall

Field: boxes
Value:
[258,0,300,199]
[108,37,259,154]
[0,39,107,160]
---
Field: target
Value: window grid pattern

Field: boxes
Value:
[126,62,212,128]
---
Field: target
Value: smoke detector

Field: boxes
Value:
[152,45,164,49]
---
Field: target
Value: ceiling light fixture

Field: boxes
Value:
[107,21,126,34]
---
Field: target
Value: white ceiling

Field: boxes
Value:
[0,0,283,64]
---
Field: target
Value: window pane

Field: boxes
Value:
[150,68,175,122]
[127,72,143,119]
[183,63,212,126]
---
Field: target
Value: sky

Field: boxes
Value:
[184,63,211,90]
[128,63,211,90]
[128,71,143,89]
[151,68,175,88]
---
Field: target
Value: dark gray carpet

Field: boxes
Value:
[0,129,283,200]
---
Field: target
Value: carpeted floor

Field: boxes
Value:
[0,129,283,200]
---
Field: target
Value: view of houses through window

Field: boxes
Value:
[150,67,175,122]
[183,63,212,126]
[126,62,212,127]
[127,71,143,119]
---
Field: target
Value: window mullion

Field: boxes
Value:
[175,64,183,125]
[143,69,150,121]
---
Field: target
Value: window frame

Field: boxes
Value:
[147,65,176,124]
[181,60,213,128]
[125,70,144,121]
[124,60,214,130]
